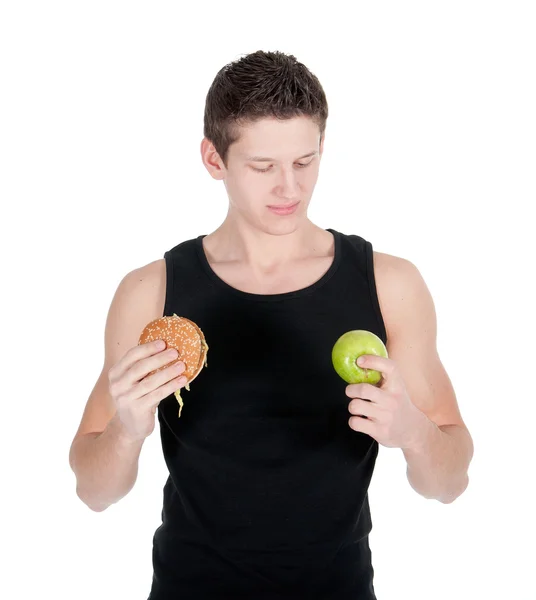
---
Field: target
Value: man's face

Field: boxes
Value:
[220,116,323,234]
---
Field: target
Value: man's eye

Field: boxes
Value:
[252,162,312,173]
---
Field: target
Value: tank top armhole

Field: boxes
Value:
[163,250,174,318]
[364,240,388,345]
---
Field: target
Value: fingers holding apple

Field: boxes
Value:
[333,334,428,449]
[346,381,383,421]
[348,395,381,422]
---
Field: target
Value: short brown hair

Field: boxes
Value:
[203,50,329,168]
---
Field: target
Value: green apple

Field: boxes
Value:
[332,330,388,385]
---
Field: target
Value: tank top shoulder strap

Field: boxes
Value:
[337,231,388,345]
[162,236,209,318]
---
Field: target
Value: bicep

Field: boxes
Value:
[379,256,467,428]
[390,334,465,428]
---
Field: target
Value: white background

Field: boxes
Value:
[1,1,535,599]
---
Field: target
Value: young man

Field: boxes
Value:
[69,50,473,599]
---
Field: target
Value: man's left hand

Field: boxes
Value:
[346,355,429,450]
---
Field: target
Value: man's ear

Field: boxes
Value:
[319,135,325,157]
[200,137,226,181]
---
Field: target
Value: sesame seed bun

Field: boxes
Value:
[138,313,209,388]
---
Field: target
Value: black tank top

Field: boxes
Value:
[148,228,387,600]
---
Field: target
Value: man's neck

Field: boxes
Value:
[204,219,326,275]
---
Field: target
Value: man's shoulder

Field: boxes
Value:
[372,248,418,282]
[122,258,166,288]
[116,258,167,317]
[371,250,427,336]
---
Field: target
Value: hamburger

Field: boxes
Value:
[138,314,209,417]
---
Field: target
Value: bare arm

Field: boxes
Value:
[403,421,473,503]
[69,414,145,512]
[372,254,474,502]
[68,259,178,512]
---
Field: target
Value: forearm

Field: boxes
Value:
[402,419,474,503]
[69,414,145,512]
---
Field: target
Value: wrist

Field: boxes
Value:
[404,412,438,456]
[108,413,145,447]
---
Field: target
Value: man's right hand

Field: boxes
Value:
[108,340,187,442]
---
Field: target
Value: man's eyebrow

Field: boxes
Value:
[245,150,318,162]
